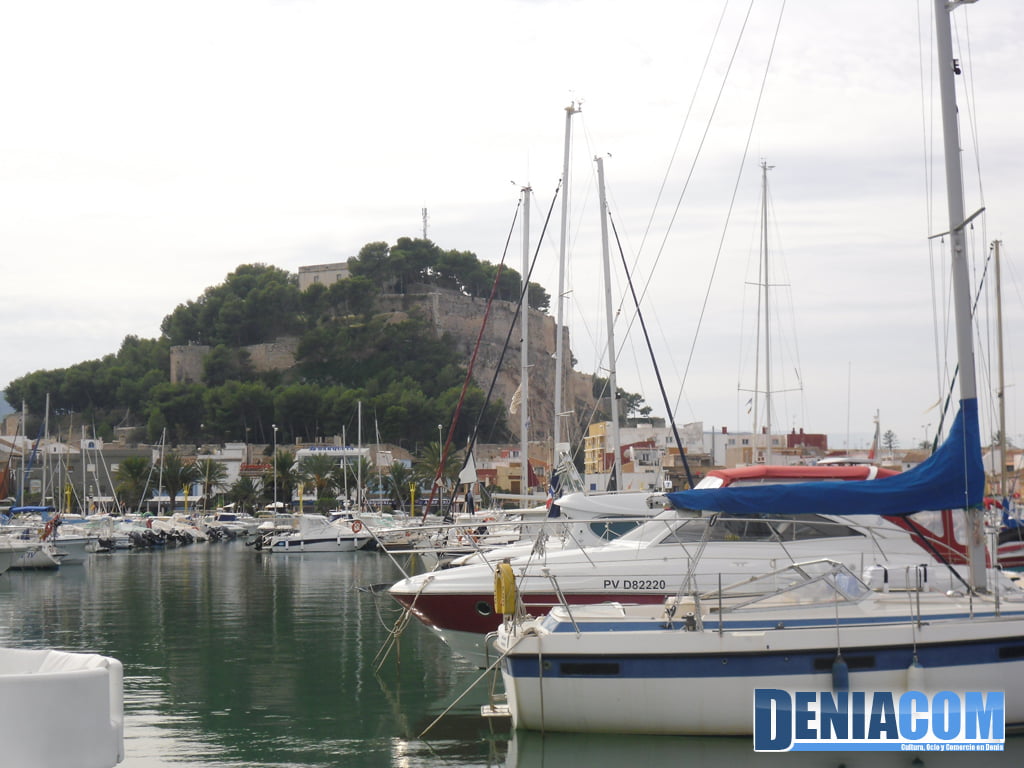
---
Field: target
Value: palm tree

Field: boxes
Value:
[160,452,201,513]
[415,441,462,514]
[228,476,262,514]
[385,460,415,512]
[335,456,373,509]
[298,454,339,512]
[259,449,298,508]
[114,456,153,513]
[195,459,229,511]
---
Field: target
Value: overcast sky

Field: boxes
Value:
[1,0,1022,452]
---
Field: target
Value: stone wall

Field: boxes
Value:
[168,288,596,442]
[375,287,596,443]
[170,337,299,384]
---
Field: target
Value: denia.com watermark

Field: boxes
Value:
[753,689,1005,751]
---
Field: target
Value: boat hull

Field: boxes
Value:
[0,646,123,767]
[498,599,1024,735]
[269,536,366,553]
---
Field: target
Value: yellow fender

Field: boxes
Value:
[493,561,516,615]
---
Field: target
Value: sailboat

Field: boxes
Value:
[494,0,1024,741]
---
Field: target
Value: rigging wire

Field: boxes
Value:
[608,211,694,488]
[440,182,563,512]
[420,195,523,519]
[669,0,788,419]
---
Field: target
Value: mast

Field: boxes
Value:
[520,184,531,506]
[596,155,622,491]
[935,0,985,588]
[761,161,774,463]
[43,393,50,507]
[750,160,774,463]
[357,400,363,511]
[553,102,579,458]
[994,240,1006,496]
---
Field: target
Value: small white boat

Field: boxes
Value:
[0,646,123,767]
[0,538,17,575]
[4,539,64,570]
[261,514,372,553]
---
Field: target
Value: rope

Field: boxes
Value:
[372,574,434,672]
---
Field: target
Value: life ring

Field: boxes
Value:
[493,561,517,615]
[351,520,363,533]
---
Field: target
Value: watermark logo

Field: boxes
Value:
[753,689,1005,752]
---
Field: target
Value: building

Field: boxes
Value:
[583,421,706,492]
[298,262,350,291]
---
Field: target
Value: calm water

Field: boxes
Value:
[1,543,1020,767]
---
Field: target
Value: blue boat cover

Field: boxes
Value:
[666,398,983,517]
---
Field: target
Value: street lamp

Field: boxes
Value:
[272,423,278,508]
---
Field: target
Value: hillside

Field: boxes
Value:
[3,240,613,450]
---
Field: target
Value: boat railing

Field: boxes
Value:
[540,567,579,634]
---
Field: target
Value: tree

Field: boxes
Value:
[115,456,153,512]
[334,456,373,509]
[882,430,899,454]
[194,459,229,510]
[298,454,339,511]
[384,461,415,512]
[415,441,462,500]
[159,452,201,512]
[228,476,262,514]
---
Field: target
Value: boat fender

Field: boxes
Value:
[906,658,926,690]
[831,654,849,692]
[494,561,516,615]
[351,520,363,533]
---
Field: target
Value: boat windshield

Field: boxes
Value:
[712,559,873,610]
[616,510,864,546]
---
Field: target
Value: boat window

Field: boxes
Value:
[588,519,643,542]
[764,515,863,540]
[651,513,863,544]
[658,517,715,544]
[904,510,944,537]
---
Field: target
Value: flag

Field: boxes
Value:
[527,461,540,487]
[546,473,561,517]
[458,452,478,485]
[509,383,522,415]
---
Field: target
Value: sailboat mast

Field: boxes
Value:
[761,160,774,464]
[520,184,531,506]
[357,400,363,511]
[935,0,984,588]
[596,156,622,491]
[553,102,579,456]
[994,239,1006,495]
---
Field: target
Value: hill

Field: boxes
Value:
[3,239,615,450]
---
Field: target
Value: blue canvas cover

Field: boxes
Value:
[666,398,983,517]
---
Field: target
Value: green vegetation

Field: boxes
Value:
[5,238,538,449]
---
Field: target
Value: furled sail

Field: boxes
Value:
[666,398,983,517]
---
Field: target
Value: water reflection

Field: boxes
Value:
[3,546,1020,767]
[504,731,1023,768]
[0,544,505,767]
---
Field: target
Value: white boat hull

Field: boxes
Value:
[0,647,123,767]
[9,543,63,570]
[497,563,1024,736]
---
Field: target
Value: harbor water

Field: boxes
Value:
[0,542,1020,767]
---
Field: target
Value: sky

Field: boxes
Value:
[1,0,1022,453]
